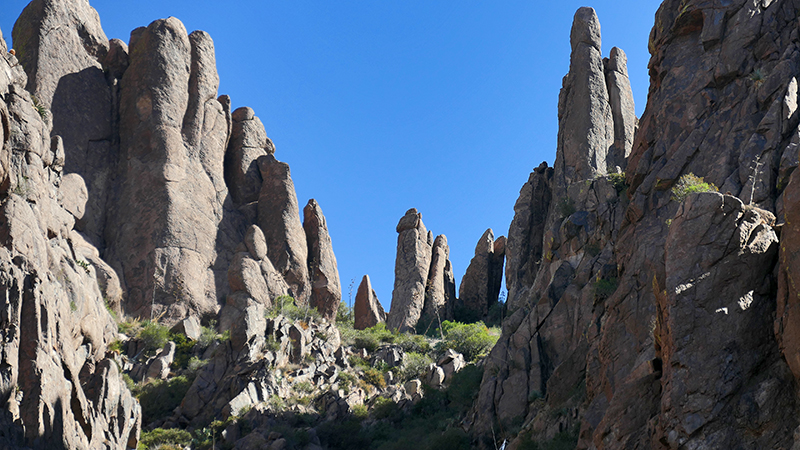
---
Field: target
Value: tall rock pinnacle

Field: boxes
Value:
[387,208,433,332]
[555,7,635,192]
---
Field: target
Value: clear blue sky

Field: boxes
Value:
[3,1,660,312]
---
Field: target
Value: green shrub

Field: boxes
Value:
[138,428,191,450]
[671,173,718,202]
[295,381,314,394]
[138,321,170,356]
[425,428,470,450]
[363,367,387,389]
[557,197,576,217]
[394,333,431,354]
[350,323,394,352]
[30,94,47,119]
[338,371,357,394]
[135,375,193,423]
[608,172,627,194]
[187,356,207,373]
[437,321,498,362]
[337,301,354,324]
[399,352,433,382]
[169,332,195,370]
[268,295,322,322]
[593,277,618,302]
[352,404,369,420]
[108,339,124,353]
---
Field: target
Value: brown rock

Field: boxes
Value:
[304,199,341,321]
[604,47,636,171]
[353,274,385,330]
[505,162,553,310]
[387,208,432,332]
[257,154,310,305]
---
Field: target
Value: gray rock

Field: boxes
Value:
[225,107,272,204]
[554,7,614,191]
[421,235,456,329]
[387,209,432,332]
[604,47,636,171]
[304,199,342,321]
[257,154,310,305]
[372,345,405,369]
[171,316,202,341]
[244,224,268,261]
[230,304,266,352]
[456,229,504,321]
[354,274,385,330]
[146,341,176,380]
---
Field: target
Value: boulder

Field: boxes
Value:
[146,341,176,380]
[387,209,433,332]
[353,274,385,330]
[171,316,202,341]
[304,199,342,321]
[438,349,465,380]
[604,47,636,170]
[372,345,405,369]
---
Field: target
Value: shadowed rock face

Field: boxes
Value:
[455,229,505,322]
[304,199,342,321]
[387,208,432,332]
[0,27,141,449]
[257,154,310,306]
[354,274,385,330]
[13,0,114,248]
[421,234,456,328]
[473,2,800,449]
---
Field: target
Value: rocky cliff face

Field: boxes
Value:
[0,24,140,449]
[10,0,342,326]
[473,2,800,449]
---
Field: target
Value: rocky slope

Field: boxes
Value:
[472,2,800,449]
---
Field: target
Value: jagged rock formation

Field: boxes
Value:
[304,199,342,321]
[504,162,553,311]
[421,234,457,328]
[257,154,311,306]
[387,208,433,332]
[473,2,800,449]
[454,229,505,322]
[556,7,635,191]
[0,28,141,449]
[11,0,341,326]
[354,274,385,330]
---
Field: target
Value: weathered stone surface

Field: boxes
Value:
[659,192,791,448]
[555,7,614,190]
[304,199,341,321]
[244,224,268,261]
[230,304,266,352]
[354,274,385,330]
[13,0,117,248]
[146,341,176,380]
[105,16,235,323]
[387,208,432,332]
[0,29,141,448]
[257,154,310,305]
[456,229,504,322]
[171,316,202,341]
[505,162,553,310]
[604,47,636,171]
[421,235,456,329]
[60,172,87,220]
[226,107,273,205]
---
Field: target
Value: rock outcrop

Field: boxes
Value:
[555,7,635,193]
[472,2,800,449]
[0,26,141,449]
[304,199,342,321]
[420,234,457,329]
[455,229,505,322]
[225,106,273,205]
[354,274,385,330]
[257,154,310,306]
[387,208,433,332]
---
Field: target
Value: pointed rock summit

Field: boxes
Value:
[456,229,505,322]
[555,7,635,191]
[421,235,457,329]
[354,275,385,330]
[304,198,342,321]
[387,208,433,332]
